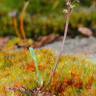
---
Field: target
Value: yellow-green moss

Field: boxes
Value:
[0,49,96,96]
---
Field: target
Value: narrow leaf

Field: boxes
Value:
[29,48,43,86]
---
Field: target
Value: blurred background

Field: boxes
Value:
[0,0,96,52]
[0,0,96,37]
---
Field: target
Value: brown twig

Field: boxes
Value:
[47,0,73,86]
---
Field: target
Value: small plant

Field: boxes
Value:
[48,0,79,85]
[29,48,43,86]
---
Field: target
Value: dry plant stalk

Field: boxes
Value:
[20,1,29,39]
[10,1,29,40]
[48,0,73,86]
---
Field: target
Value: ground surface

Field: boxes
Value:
[0,36,96,60]
[43,37,96,60]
